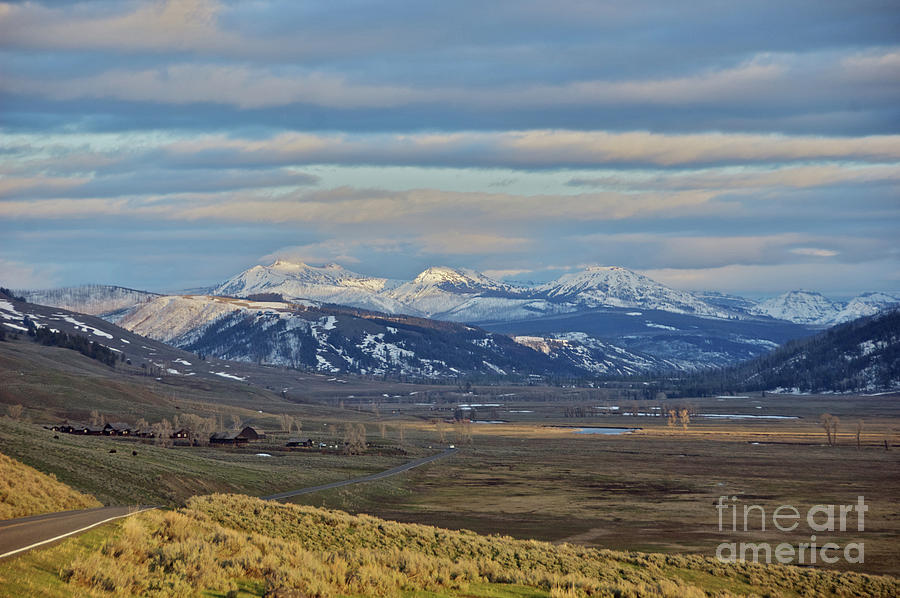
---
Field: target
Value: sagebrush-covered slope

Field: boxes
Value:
[0,451,101,520]
[55,493,900,597]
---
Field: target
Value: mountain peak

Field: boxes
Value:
[269,259,309,270]
[414,266,473,285]
[750,290,839,325]
[538,265,729,318]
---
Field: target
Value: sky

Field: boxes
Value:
[0,0,898,297]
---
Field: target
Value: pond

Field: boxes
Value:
[574,427,639,435]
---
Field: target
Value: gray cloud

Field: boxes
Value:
[1,0,898,294]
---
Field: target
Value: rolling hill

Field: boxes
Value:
[679,308,900,394]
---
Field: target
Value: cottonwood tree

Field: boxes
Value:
[180,413,216,445]
[436,419,446,443]
[152,418,173,447]
[278,413,294,433]
[7,404,23,420]
[230,414,242,432]
[666,409,677,428]
[820,413,839,446]
[343,423,366,455]
[678,408,690,431]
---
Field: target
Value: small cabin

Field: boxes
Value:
[103,422,132,436]
[238,426,264,441]
[172,428,191,439]
[76,424,104,436]
[209,431,250,446]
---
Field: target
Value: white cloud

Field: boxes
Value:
[791,247,839,257]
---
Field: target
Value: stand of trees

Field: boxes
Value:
[672,309,900,396]
[28,324,118,367]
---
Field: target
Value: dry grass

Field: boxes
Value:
[55,493,899,598]
[0,449,101,520]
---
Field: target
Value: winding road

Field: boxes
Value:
[0,448,456,559]
[261,447,456,501]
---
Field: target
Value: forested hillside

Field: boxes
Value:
[679,309,900,395]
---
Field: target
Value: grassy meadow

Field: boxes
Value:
[287,395,900,577]
[0,418,409,506]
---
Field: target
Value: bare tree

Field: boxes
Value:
[7,404,23,420]
[379,422,387,439]
[343,423,366,455]
[152,418,173,447]
[230,414,242,432]
[278,413,293,433]
[820,414,839,446]
[135,418,149,435]
[436,419,446,443]
[666,409,677,429]
[678,408,690,431]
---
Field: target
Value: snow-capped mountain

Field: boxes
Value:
[15,285,160,321]
[212,260,413,315]
[536,266,733,319]
[750,290,840,325]
[212,261,741,323]
[831,292,900,325]
[385,266,524,317]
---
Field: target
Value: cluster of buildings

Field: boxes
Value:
[48,421,317,448]
[49,421,268,446]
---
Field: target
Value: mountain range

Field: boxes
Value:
[211,261,739,322]
[10,261,900,380]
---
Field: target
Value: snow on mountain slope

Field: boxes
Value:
[515,332,668,376]
[435,296,580,322]
[830,292,900,325]
[16,285,160,320]
[750,290,841,325]
[117,293,654,379]
[693,291,759,315]
[119,295,287,344]
[386,266,525,317]
[537,266,733,318]
[212,260,414,314]
[688,308,900,393]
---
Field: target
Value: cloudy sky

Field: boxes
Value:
[1,0,898,297]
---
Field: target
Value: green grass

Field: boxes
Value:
[0,519,113,597]
[0,419,406,506]
[6,494,896,597]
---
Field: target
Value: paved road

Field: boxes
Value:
[0,506,156,560]
[0,449,455,558]
[261,447,457,501]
